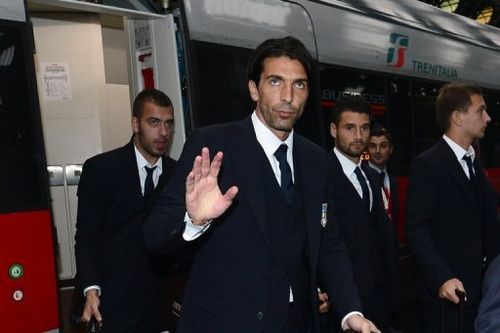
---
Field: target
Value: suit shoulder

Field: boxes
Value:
[84,143,130,167]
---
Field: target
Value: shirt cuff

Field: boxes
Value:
[182,212,211,241]
[83,285,101,297]
[341,311,364,331]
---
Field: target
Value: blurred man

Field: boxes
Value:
[327,97,399,333]
[145,36,379,333]
[406,83,500,332]
[368,126,398,222]
[75,89,176,332]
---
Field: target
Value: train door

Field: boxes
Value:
[0,1,59,331]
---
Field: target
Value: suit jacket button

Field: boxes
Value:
[256,311,264,320]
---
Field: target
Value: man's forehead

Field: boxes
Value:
[369,135,389,143]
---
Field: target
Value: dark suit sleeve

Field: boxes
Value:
[144,130,209,255]
[318,158,362,319]
[74,158,110,289]
[406,156,454,295]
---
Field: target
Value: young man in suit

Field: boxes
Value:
[367,126,399,224]
[326,97,399,332]
[406,83,500,332]
[75,89,176,332]
[145,36,379,333]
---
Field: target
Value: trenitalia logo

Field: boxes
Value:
[386,33,409,68]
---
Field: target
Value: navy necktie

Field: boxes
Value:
[462,155,477,189]
[354,166,370,209]
[274,144,294,205]
[144,166,157,198]
[379,171,387,189]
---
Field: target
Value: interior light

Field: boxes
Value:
[439,0,459,13]
[476,6,494,24]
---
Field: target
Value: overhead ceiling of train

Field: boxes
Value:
[419,0,500,27]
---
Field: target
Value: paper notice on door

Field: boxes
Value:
[41,63,72,101]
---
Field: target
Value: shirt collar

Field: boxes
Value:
[442,134,475,162]
[134,142,163,171]
[368,161,385,174]
[251,111,294,157]
[334,147,362,177]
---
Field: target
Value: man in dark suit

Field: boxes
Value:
[367,126,399,225]
[144,36,379,333]
[326,97,398,332]
[75,89,176,332]
[406,83,500,332]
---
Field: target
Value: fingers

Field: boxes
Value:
[200,147,210,178]
[224,186,239,201]
[209,151,224,179]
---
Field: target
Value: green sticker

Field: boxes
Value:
[8,264,24,279]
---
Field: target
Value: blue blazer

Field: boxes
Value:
[145,116,361,333]
[75,140,176,327]
[406,138,500,303]
[328,153,399,309]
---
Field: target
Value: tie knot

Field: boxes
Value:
[145,166,157,175]
[379,171,386,184]
[274,144,288,161]
[462,155,473,164]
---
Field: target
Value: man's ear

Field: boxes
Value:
[132,116,139,134]
[330,122,337,139]
[248,80,259,102]
[451,110,462,127]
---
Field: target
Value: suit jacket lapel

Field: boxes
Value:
[437,139,476,203]
[330,152,366,208]
[226,117,270,247]
[123,140,144,202]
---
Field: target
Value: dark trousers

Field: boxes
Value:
[282,302,312,333]
[421,298,479,333]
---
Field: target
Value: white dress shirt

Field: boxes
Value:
[334,147,373,211]
[443,135,476,179]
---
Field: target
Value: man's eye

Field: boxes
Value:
[269,79,280,86]
[149,119,160,126]
[294,81,306,89]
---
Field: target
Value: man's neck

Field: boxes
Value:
[445,130,472,151]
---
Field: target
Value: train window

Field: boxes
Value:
[411,81,441,155]
[0,24,48,213]
[385,78,413,176]
[188,41,253,129]
[481,90,500,168]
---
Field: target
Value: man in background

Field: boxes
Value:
[327,97,399,332]
[75,89,176,332]
[367,126,399,224]
[406,83,500,332]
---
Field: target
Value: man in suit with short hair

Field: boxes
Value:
[367,126,399,225]
[145,36,379,333]
[406,82,500,332]
[75,89,176,332]
[326,97,399,332]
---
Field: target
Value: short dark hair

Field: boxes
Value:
[436,83,482,131]
[370,125,393,146]
[247,36,314,87]
[330,96,372,125]
[132,89,173,118]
